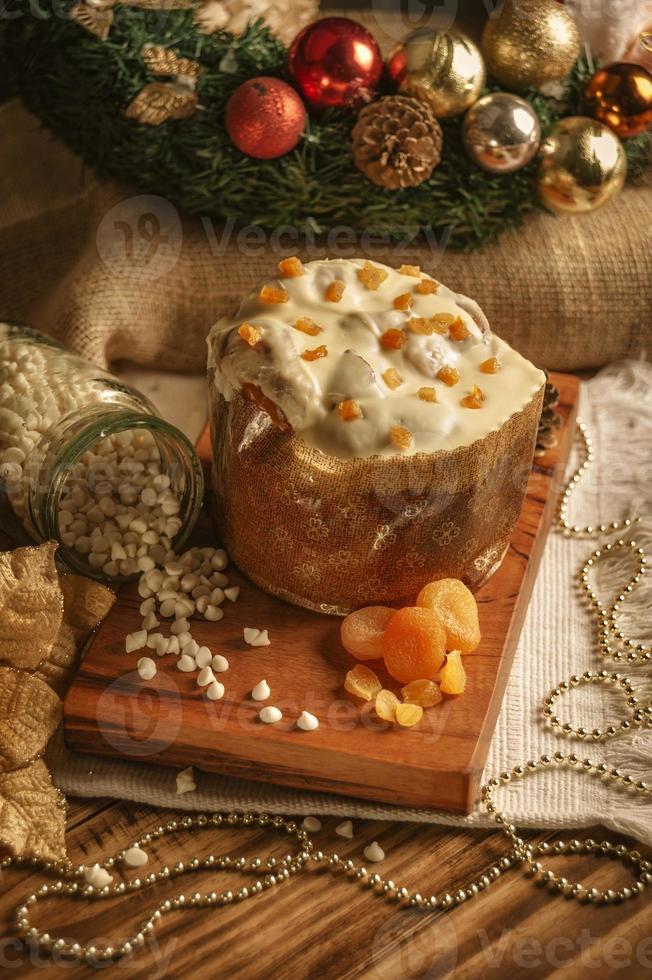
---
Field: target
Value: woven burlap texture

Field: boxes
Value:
[1,96,650,376]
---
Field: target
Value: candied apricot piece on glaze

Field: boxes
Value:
[408,317,445,337]
[399,264,421,277]
[345,664,382,701]
[460,385,484,409]
[401,679,442,707]
[417,386,437,403]
[340,606,396,661]
[258,284,289,304]
[396,703,424,727]
[389,426,413,451]
[375,689,400,722]
[357,260,389,290]
[449,317,471,341]
[382,368,403,390]
[416,578,481,654]
[379,328,407,351]
[278,256,304,277]
[325,280,345,302]
[338,399,363,422]
[294,317,321,336]
[480,356,500,374]
[238,323,263,347]
[415,277,439,294]
[381,607,446,684]
[439,650,466,695]
[393,292,413,311]
[437,365,460,387]
[301,345,328,361]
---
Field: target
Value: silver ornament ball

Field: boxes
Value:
[462,92,541,174]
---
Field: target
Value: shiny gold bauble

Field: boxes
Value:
[481,0,580,90]
[583,62,652,139]
[537,117,627,216]
[462,92,541,173]
[388,28,486,118]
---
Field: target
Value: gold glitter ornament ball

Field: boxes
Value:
[481,0,581,90]
[537,117,627,216]
[388,28,486,118]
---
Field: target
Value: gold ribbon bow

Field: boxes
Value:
[0,543,115,863]
[70,0,194,43]
[125,45,202,126]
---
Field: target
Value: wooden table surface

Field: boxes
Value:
[1,796,650,978]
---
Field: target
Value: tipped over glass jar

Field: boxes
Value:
[0,323,204,579]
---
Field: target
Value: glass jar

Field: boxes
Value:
[0,323,204,579]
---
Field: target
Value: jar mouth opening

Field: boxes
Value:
[32,412,204,581]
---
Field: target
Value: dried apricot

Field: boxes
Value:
[408,316,447,337]
[399,264,421,277]
[258,284,289,304]
[238,323,262,347]
[344,664,382,701]
[379,328,407,351]
[341,606,395,661]
[294,317,321,336]
[415,278,439,294]
[393,292,413,311]
[375,689,400,721]
[437,365,460,387]
[338,399,363,422]
[449,317,471,341]
[396,703,424,727]
[278,256,304,277]
[416,579,481,654]
[460,385,484,409]
[301,345,328,361]
[439,650,466,695]
[381,607,446,684]
[480,356,500,374]
[400,679,442,707]
[325,280,345,302]
[389,426,413,451]
[357,261,388,290]
[382,368,403,390]
[417,387,437,403]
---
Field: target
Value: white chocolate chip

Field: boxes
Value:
[212,654,229,672]
[335,820,354,839]
[297,710,319,732]
[125,630,147,654]
[302,816,322,832]
[224,586,240,602]
[197,666,215,687]
[364,841,385,863]
[177,654,195,672]
[175,766,196,795]
[123,846,148,868]
[251,679,270,701]
[137,656,156,680]
[83,864,113,889]
[206,680,225,701]
[249,629,270,647]
[194,646,212,668]
[243,627,260,645]
[204,604,224,622]
[259,706,282,724]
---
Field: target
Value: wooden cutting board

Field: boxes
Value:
[63,373,579,814]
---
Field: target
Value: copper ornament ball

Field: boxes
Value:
[583,62,652,139]
[388,28,486,118]
[481,0,580,90]
[287,16,383,110]
[225,77,306,159]
[537,116,627,215]
[463,93,541,174]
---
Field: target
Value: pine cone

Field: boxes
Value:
[352,96,444,190]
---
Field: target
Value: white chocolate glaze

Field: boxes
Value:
[208,259,545,459]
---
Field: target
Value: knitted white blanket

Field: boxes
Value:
[48,360,652,844]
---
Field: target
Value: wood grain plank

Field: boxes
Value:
[63,374,579,813]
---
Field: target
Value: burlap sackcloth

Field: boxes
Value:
[46,359,652,845]
[1,93,651,374]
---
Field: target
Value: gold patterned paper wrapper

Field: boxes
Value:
[209,381,545,615]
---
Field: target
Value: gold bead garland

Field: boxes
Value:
[2,419,652,964]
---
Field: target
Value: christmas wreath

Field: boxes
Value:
[2,2,651,251]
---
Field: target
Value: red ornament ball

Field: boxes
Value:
[225,77,306,159]
[288,16,383,110]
